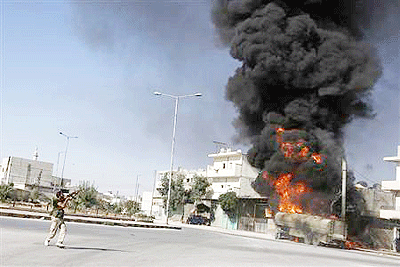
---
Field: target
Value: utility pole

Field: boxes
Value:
[153,91,202,224]
[59,132,78,189]
[54,151,64,192]
[341,158,347,240]
[135,175,140,203]
[150,170,157,216]
[37,170,42,195]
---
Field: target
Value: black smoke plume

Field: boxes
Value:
[211,0,384,235]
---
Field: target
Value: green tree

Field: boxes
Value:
[112,203,123,214]
[30,188,40,203]
[0,183,14,202]
[123,200,140,216]
[97,198,113,215]
[157,172,185,214]
[190,175,213,202]
[218,191,238,218]
[70,181,98,213]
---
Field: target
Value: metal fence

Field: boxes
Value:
[238,216,270,233]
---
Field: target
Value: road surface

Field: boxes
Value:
[1,216,399,266]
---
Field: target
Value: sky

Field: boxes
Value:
[0,0,399,197]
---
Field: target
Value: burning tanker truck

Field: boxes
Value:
[254,126,352,247]
[211,1,385,247]
[275,212,347,247]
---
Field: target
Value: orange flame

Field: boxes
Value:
[311,153,323,164]
[298,146,309,157]
[272,127,322,213]
[274,173,311,213]
[276,127,284,144]
[280,142,294,158]
[276,127,285,134]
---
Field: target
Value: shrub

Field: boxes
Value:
[218,191,238,216]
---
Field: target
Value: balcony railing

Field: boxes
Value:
[382,180,400,191]
[380,209,400,220]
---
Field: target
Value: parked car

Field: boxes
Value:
[186,214,210,225]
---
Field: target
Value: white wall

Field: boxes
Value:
[207,149,259,199]
[1,157,54,189]
[141,191,153,215]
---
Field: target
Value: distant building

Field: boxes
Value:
[99,191,125,205]
[157,167,207,190]
[141,191,157,216]
[0,152,71,192]
[207,148,260,200]
[141,189,163,219]
[376,145,400,252]
[144,148,262,220]
[380,145,400,220]
[143,168,207,219]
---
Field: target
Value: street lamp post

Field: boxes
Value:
[53,151,64,192]
[59,132,78,189]
[154,91,202,224]
[135,174,141,203]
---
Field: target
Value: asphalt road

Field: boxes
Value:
[1,216,400,267]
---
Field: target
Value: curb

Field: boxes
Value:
[0,209,181,230]
[1,208,399,258]
[172,222,400,258]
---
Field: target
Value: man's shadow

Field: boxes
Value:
[62,245,129,252]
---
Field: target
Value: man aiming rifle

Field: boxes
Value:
[44,189,79,248]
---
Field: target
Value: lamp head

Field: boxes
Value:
[153,92,162,96]
[194,93,202,97]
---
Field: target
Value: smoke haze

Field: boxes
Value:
[71,1,215,53]
[69,0,397,219]
[211,0,389,225]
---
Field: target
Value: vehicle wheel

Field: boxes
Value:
[304,233,313,245]
[275,227,281,239]
[312,235,320,246]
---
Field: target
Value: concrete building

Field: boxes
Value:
[0,153,71,193]
[143,148,261,216]
[141,189,164,219]
[207,148,260,200]
[99,191,125,205]
[142,168,207,219]
[142,148,262,223]
[157,168,207,190]
[378,145,400,252]
[380,145,400,220]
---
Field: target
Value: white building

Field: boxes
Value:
[380,145,400,220]
[142,168,207,219]
[156,167,207,190]
[100,191,124,205]
[207,148,260,200]
[0,153,71,192]
[142,148,261,218]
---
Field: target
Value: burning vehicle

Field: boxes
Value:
[211,0,384,248]
[275,212,347,247]
[258,127,349,247]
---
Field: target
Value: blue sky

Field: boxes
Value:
[1,1,399,197]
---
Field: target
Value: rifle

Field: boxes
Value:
[67,190,80,199]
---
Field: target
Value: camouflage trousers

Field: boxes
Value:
[46,216,66,244]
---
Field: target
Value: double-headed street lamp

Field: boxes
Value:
[53,151,64,192]
[59,132,78,189]
[154,91,202,224]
